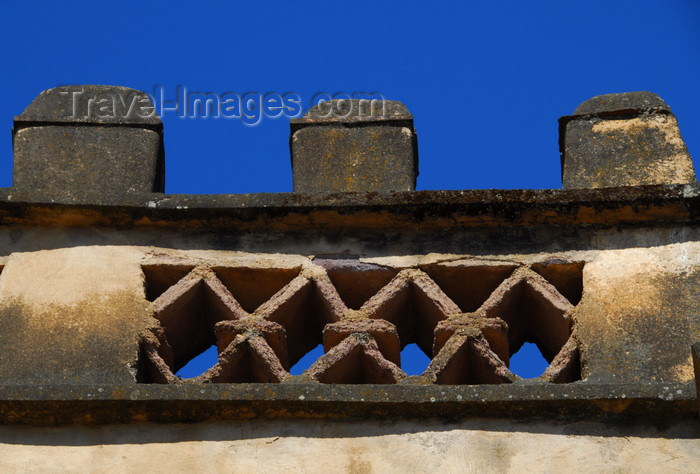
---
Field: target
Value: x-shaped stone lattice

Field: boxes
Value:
[140,257,581,385]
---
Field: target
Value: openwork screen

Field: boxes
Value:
[139,255,583,385]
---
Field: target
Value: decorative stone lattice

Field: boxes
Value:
[139,256,582,385]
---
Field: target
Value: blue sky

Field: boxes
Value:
[1,1,698,378]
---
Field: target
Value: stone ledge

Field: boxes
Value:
[0,183,697,230]
[0,382,694,424]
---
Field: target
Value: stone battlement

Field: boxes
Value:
[0,87,697,429]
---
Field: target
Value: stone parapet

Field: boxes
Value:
[0,87,697,427]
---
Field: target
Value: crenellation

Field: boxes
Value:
[290,99,418,193]
[560,91,697,189]
[12,85,165,204]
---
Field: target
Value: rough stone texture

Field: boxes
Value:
[12,85,164,204]
[560,92,696,189]
[0,246,152,384]
[0,381,693,423]
[323,319,401,365]
[290,100,418,192]
[0,420,697,473]
[306,332,406,384]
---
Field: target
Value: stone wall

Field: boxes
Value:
[0,87,697,471]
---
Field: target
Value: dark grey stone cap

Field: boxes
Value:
[572,91,671,116]
[14,85,162,128]
[291,99,412,127]
[289,99,417,193]
[11,85,165,203]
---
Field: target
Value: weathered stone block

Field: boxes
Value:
[559,91,696,189]
[290,99,418,193]
[12,85,164,203]
[0,247,152,385]
[575,243,700,384]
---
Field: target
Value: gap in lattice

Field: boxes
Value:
[509,342,549,379]
[400,343,431,375]
[175,344,218,379]
[290,343,324,375]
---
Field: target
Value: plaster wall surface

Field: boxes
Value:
[0,419,697,473]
